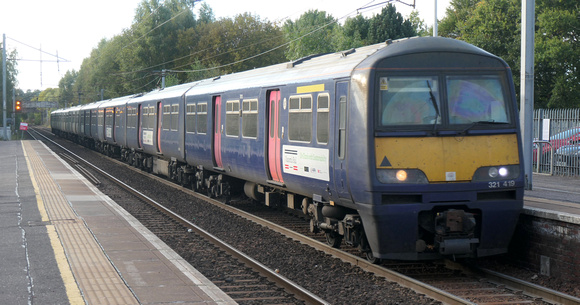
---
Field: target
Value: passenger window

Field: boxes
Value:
[162,105,171,131]
[197,103,208,134]
[317,94,329,144]
[115,107,122,128]
[171,104,179,131]
[242,99,258,138]
[186,103,196,133]
[288,95,312,142]
[226,100,240,136]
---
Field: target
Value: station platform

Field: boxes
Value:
[523,173,580,224]
[0,140,236,305]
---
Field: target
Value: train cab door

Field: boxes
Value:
[333,81,349,198]
[267,90,284,184]
[213,96,223,169]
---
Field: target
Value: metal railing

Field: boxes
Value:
[533,140,553,175]
[533,108,580,177]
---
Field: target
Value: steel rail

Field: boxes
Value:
[30,128,330,305]
[477,267,580,305]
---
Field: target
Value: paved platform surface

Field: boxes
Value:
[524,173,580,224]
[0,140,236,305]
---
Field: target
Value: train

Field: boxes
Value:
[51,36,524,262]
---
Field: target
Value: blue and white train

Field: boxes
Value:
[52,37,524,261]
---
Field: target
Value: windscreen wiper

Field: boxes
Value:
[426,80,440,134]
[461,120,509,134]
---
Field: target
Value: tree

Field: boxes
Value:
[197,2,215,24]
[367,4,415,43]
[282,10,338,60]
[0,46,18,127]
[438,0,480,39]
[58,70,78,108]
[534,0,579,108]
[334,14,370,50]
[188,13,286,74]
[408,10,430,37]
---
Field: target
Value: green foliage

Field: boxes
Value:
[368,4,416,43]
[58,70,78,108]
[438,0,480,38]
[408,10,430,37]
[282,10,338,60]
[439,0,579,108]
[0,46,19,125]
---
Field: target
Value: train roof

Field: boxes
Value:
[54,36,502,114]
[183,41,391,96]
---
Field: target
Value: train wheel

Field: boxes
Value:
[325,231,343,248]
[365,251,381,264]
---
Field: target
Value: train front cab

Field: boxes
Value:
[351,37,525,261]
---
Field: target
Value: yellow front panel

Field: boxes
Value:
[375,134,520,182]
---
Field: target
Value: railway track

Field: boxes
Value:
[31,127,580,305]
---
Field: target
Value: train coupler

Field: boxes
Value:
[438,238,479,255]
[434,209,479,255]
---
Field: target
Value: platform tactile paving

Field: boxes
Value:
[23,141,139,305]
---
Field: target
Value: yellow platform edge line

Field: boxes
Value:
[22,141,85,305]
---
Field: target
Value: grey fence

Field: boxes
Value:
[533,109,580,177]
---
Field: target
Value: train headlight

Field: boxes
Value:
[377,169,428,184]
[472,165,520,182]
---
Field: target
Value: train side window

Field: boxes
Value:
[197,103,208,134]
[105,108,113,127]
[91,110,97,128]
[128,107,136,129]
[186,103,196,133]
[126,107,132,128]
[242,99,258,138]
[142,107,149,129]
[226,100,240,137]
[115,107,123,128]
[171,104,179,131]
[162,105,171,131]
[288,95,312,142]
[338,96,347,159]
[143,106,153,130]
[317,94,329,144]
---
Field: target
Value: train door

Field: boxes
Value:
[213,96,223,168]
[138,104,143,149]
[157,102,162,154]
[112,107,117,142]
[267,90,284,184]
[333,81,349,198]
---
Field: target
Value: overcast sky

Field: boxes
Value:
[1,0,449,92]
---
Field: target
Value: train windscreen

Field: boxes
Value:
[379,74,511,129]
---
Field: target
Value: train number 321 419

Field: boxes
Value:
[489,180,516,188]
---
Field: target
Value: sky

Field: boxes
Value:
[1,0,450,92]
